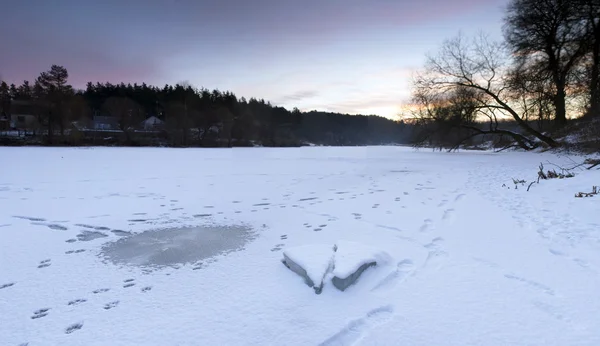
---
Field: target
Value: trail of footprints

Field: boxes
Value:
[25,277,154,338]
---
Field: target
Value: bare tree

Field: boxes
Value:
[414,33,559,149]
[573,0,600,117]
[504,0,588,128]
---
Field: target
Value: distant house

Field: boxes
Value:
[0,112,9,131]
[92,115,119,131]
[140,116,164,130]
[10,100,37,129]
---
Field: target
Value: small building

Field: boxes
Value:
[92,115,119,130]
[10,100,38,129]
[140,116,164,130]
[0,111,9,131]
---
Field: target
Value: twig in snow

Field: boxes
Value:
[575,186,598,198]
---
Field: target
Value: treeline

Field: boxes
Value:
[0,66,411,147]
[410,0,600,151]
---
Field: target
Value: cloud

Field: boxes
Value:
[275,90,320,104]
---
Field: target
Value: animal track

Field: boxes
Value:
[504,274,555,296]
[280,235,288,240]
[46,224,68,230]
[31,308,50,319]
[111,230,132,236]
[319,305,394,346]
[65,322,83,334]
[0,282,15,289]
[76,231,108,241]
[454,193,466,202]
[124,278,135,283]
[271,244,285,252]
[68,299,87,306]
[141,286,152,292]
[193,214,212,218]
[123,281,136,288]
[13,216,46,222]
[313,228,323,232]
[104,301,120,310]
[65,249,86,254]
[532,300,571,323]
[93,288,110,294]
[37,259,51,269]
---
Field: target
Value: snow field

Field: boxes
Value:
[0,146,598,346]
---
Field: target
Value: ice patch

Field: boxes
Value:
[101,224,254,268]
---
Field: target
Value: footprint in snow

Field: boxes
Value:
[0,282,15,289]
[13,215,47,222]
[419,219,433,232]
[65,249,86,254]
[280,235,288,240]
[141,286,152,292]
[65,322,83,334]
[103,301,119,310]
[37,259,51,269]
[271,244,285,252]
[442,209,455,222]
[371,259,415,292]
[123,282,136,288]
[319,305,394,346]
[68,299,87,306]
[93,288,110,294]
[503,274,555,296]
[31,308,50,319]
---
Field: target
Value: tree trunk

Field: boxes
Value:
[589,24,600,118]
[47,111,54,144]
[554,87,567,128]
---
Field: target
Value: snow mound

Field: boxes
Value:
[282,241,391,293]
[282,244,335,294]
[332,240,392,291]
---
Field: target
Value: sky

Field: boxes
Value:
[0,0,509,119]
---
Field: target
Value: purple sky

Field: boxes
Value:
[1,0,509,118]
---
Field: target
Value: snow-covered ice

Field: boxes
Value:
[1,146,599,346]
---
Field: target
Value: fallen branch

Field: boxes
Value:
[575,186,598,198]
[584,159,600,170]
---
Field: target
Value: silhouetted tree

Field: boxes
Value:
[413,33,558,149]
[504,0,587,128]
[35,65,73,141]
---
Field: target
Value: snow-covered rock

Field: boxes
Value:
[282,241,391,293]
[332,240,392,291]
[282,244,335,294]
